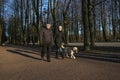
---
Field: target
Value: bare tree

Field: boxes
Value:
[63,0,72,43]
[82,0,90,51]
[0,0,6,45]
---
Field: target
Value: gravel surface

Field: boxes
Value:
[0,46,120,80]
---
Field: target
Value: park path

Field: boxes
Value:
[0,46,120,80]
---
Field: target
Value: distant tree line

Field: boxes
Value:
[0,0,120,51]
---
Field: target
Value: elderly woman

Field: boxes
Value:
[54,26,66,59]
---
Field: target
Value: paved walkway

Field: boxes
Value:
[0,46,120,80]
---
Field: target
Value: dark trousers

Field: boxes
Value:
[56,47,64,59]
[41,43,51,61]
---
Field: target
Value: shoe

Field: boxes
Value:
[47,58,51,62]
[62,55,64,59]
[41,57,45,61]
[47,60,51,62]
[55,56,59,59]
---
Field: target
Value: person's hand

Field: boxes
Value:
[64,43,68,47]
[61,43,65,48]
[40,42,43,47]
[40,43,42,47]
[52,41,55,46]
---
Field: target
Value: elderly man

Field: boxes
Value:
[40,24,54,62]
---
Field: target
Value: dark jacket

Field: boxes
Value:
[54,31,66,48]
[40,28,54,45]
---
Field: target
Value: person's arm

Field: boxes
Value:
[40,29,44,45]
[62,32,66,44]
[54,31,58,45]
[62,32,67,47]
[54,31,58,41]
[51,31,54,46]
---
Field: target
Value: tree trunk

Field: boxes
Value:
[32,0,41,45]
[119,0,120,39]
[63,0,72,43]
[0,23,3,45]
[63,14,69,43]
[47,0,50,23]
[101,1,107,41]
[74,0,79,42]
[82,0,90,51]
[112,0,117,40]
[88,0,95,46]
[50,0,57,36]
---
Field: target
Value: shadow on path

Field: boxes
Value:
[15,49,40,55]
[7,49,41,60]
[77,52,120,63]
[6,45,41,52]
[5,44,120,63]
[91,46,120,53]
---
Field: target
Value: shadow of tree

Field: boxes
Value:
[76,52,120,63]
[6,44,120,63]
[91,46,120,53]
[15,49,40,55]
[7,49,41,60]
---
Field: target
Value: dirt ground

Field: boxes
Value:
[0,45,120,80]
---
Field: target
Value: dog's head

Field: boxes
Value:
[73,47,78,53]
